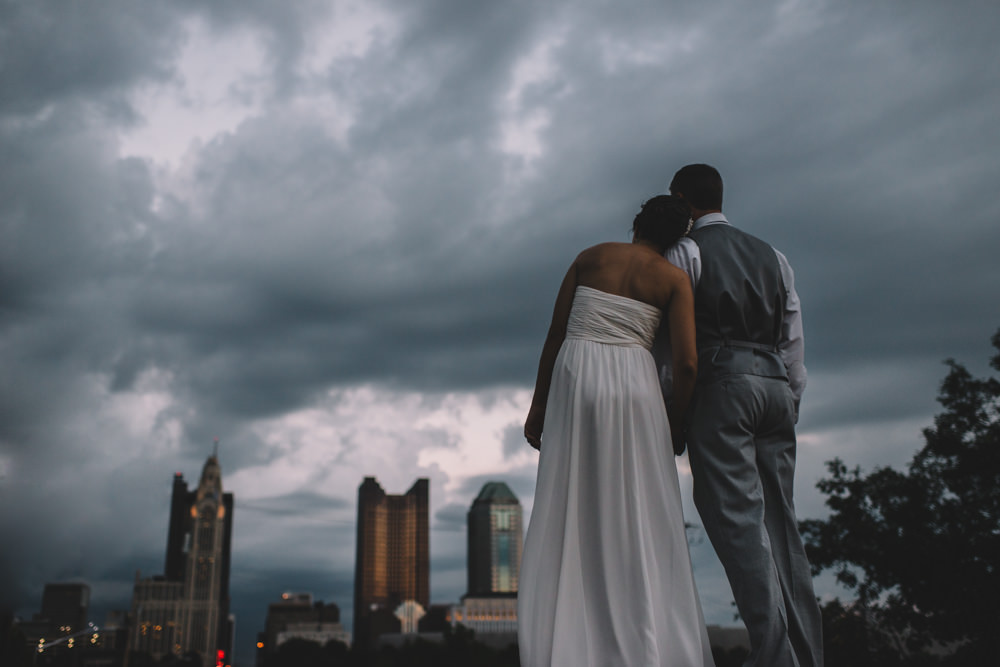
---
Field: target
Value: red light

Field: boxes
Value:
[216,650,225,667]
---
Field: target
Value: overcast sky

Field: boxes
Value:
[3,0,999,664]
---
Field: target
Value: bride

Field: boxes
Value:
[518,195,715,666]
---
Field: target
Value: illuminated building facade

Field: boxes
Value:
[128,454,234,667]
[130,578,183,657]
[467,482,522,595]
[449,594,518,634]
[352,477,429,650]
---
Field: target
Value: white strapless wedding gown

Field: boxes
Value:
[518,286,714,667]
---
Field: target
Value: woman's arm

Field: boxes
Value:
[524,261,578,449]
[665,271,697,452]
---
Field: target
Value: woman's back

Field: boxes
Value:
[573,241,684,312]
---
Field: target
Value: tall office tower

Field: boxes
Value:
[467,482,522,595]
[352,477,429,649]
[449,482,522,638]
[165,471,194,580]
[178,456,229,666]
[129,454,234,667]
[166,468,235,607]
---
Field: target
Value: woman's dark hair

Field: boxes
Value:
[632,195,691,248]
[669,163,723,210]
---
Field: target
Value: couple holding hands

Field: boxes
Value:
[519,164,823,667]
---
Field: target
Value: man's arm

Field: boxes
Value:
[659,238,700,402]
[774,248,806,419]
[664,270,697,453]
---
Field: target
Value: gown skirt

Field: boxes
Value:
[518,286,715,667]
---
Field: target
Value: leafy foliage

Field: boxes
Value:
[801,329,1000,664]
[711,644,750,667]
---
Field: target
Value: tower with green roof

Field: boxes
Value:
[467,482,523,595]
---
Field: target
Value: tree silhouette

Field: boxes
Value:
[802,329,1000,665]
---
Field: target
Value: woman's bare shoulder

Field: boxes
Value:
[577,241,626,257]
[574,242,630,266]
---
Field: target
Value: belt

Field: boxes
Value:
[700,338,778,353]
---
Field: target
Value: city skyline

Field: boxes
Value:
[13,466,538,665]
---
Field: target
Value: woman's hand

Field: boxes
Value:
[524,260,577,453]
[524,405,545,450]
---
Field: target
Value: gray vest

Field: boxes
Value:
[688,223,788,383]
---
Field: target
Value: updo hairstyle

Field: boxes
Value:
[632,195,691,249]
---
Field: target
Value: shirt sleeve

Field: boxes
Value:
[774,248,807,411]
[666,237,701,285]
[658,238,701,403]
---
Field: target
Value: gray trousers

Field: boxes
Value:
[687,374,823,667]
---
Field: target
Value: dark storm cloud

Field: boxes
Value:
[3,1,996,432]
[434,502,467,532]
[501,424,524,460]
[0,453,181,609]
[3,0,1000,660]
[0,0,179,115]
[431,552,467,577]
[241,491,350,518]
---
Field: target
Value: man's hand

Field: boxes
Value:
[671,424,686,456]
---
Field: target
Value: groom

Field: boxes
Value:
[663,164,823,666]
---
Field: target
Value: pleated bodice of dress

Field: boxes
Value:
[566,285,661,348]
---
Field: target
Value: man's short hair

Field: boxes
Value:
[669,164,723,210]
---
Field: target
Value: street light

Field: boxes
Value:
[37,623,101,652]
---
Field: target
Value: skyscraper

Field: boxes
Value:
[128,454,234,667]
[165,464,235,610]
[178,456,231,665]
[448,482,522,638]
[467,481,522,595]
[352,477,429,649]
